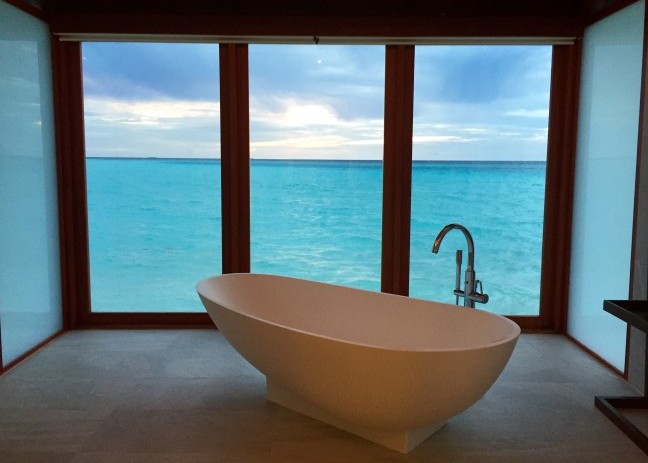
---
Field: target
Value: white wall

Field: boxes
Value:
[0,2,63,366]
[568,1,645,371]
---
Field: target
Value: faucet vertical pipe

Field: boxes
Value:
[455,250,462,305]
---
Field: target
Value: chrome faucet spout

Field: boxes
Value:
[432,223,475,268]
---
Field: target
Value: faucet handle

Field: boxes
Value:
[472,280,489,304]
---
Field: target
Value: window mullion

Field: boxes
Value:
[219,43,251,274]
[381,45,415,296]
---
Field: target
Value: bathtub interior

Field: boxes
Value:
[197,273,520,352]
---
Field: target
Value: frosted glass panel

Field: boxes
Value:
[0,3,62,366]
[568,1,644,371]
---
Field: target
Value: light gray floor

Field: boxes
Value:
[0,330,646,462]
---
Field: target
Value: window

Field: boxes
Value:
[66,40,571,329]
[83,42,221,312]
[410,46,551,316]
[248,44,385,291]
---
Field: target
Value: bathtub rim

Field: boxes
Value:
[196,272,521,354]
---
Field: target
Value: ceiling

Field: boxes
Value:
[17,0,638,39]
[24,0,632,20]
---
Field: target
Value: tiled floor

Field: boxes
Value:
[0,330,646,462]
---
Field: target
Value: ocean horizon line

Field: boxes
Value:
[86,156,547,164]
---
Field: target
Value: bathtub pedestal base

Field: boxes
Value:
[267,379,444,454]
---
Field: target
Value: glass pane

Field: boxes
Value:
[410,46,551,315]
[0,2,62,365]
[83,43,221,312]
[567,1,644,371]
[249,45,384,291]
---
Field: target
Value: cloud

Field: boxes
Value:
[414,45,552,106]
[250,97,339,127]
[84,97,220,158]
[252,135,347,150]
[82,42,220,101]
[81,42,551,161]
[249,44,385,120]
[249,95,384,158]
[460,127,488,134]
[412,135,469,143]
[505,109,550,118]
[85,98,219,126]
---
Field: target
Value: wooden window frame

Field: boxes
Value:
[52,39,580,332]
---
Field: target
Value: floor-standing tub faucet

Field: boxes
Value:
[432,224,489,308]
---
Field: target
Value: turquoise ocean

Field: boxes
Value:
[87,158,545,316]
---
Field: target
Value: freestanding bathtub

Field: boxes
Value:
[196,273,520,453]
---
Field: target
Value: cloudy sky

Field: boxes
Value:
[82,42,551,161]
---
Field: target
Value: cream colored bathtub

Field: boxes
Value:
[196,273,520,453]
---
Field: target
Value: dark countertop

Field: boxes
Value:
[604,300,648,333]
